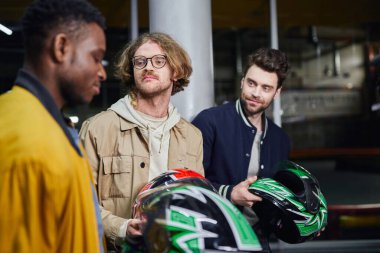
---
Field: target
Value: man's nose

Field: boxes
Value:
[145,58,154,70]
[251,86,260,97]
[98,63,107,81]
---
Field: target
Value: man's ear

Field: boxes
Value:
[274,86,282,99]
[171,71,178,82]
[51,33,70,63]
[240,77,244,89]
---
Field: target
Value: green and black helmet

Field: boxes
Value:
[248,161,328,244]
[125,184,263,252]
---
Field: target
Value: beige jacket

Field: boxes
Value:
[79,110,204,245]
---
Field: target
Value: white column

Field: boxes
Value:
[130,0,139,40]
[149,0,214,120]
[270,0,282,127]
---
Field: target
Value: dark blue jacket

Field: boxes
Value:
[192,100,290,200]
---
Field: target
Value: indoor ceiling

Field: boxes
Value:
[1,0,380,31]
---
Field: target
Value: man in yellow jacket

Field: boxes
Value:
[0,0,107,252]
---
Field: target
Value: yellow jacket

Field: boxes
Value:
[0,86,102,253]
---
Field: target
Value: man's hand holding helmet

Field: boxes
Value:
[231,176,263,207]
[126,218,143,237]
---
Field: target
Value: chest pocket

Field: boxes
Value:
[100,156,132,200]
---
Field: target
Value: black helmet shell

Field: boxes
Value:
[248,161,328,243]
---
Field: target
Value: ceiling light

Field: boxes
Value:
[0,23,13,35]
[102,60,109,67]
[69,116,79,124]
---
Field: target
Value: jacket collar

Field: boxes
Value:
[119,114,186,133]
[236,99,268,139]
[120,118,138,131]
[14,69,82,155]
[110,95,180,134]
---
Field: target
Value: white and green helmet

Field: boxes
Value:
[124,184,263,252]
[248,161,328,244]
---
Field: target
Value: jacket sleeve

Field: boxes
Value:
[0,159,58,253]
[192,110,213,173]
[192,111,234,201]
[212,182,234,200]
[79,120,127,247]
[194,127,205,176]
[285,132,291,158]
[79,120,100,182]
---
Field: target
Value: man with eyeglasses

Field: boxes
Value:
[79,32,204,250]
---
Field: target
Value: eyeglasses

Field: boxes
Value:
[132,54,167,69]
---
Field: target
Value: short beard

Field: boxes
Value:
[59,78,86,107]
[136,81,173,100]
[240,96,268,117]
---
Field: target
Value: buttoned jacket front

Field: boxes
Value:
[192,100,290,200]
[79,110,204,244]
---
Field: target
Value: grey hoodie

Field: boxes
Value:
[109,95,180,180]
